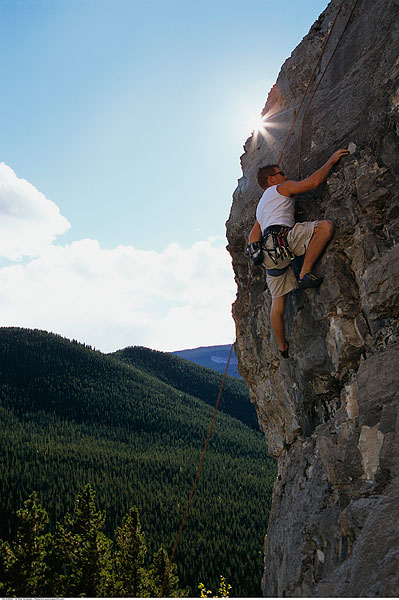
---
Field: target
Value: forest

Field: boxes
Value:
[0,484,188,597]
[0,327,276,596]
[112,344,258,428]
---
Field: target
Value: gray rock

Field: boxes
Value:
[226,0,399,596]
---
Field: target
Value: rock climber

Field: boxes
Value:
[247,148,349,358]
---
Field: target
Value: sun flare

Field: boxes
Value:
[252,114,268,134]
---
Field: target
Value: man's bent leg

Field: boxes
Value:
[299,220,334,279]
[270,294,288,352]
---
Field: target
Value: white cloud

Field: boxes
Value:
[0,237,236,352]
[0,163,237,352]
[0,162,70,260]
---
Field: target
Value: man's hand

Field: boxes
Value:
[329,148,350,165]
[246,241,263,266]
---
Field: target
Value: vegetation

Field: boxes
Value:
[0,485,188,597]
[0,327,276,596]
[112,344,258,429]
[199,575,232,597]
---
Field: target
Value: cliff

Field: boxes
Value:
[226,0,399,596]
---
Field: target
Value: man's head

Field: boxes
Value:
[257,164,286,190]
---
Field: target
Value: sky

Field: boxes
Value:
[0,0,328,353]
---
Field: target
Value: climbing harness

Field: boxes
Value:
[262,225,294,269]
[246,225,294,274]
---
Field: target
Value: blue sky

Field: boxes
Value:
[0,0,328,352]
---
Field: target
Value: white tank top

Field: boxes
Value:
[256,185,295,232]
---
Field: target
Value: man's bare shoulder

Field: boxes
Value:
[276,180,297,197]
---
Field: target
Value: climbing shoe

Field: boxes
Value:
[279,343,289,359]
[297,272,323,289]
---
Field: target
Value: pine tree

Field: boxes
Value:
[0,492,51,596]
[111,506,148,597]
[53,483,112,597]
[148,545,188,597]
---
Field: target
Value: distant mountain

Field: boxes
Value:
[173,344,241,378]
[0,327,275,597]
[112,345,256,429]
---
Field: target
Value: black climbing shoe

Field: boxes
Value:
[297,272,323,289]
[279,343,289,359]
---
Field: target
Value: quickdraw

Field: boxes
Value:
[262,225,295,265]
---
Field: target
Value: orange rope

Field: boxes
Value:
[278,0,346,165]
[296,0,360,178]
[160,271,252,596]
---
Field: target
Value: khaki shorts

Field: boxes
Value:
[263,221,317,298]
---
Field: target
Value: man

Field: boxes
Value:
[248,148,349,358]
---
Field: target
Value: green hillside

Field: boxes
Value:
[0,327,276,597]
[112,345,258,429]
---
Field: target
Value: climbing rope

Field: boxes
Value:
[160,271,253,597]
[160,1,359,595]
[296,0,361,178]
[278,0,346,165]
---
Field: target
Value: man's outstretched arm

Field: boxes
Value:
[278,148,349,196]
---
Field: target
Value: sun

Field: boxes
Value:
[239,106,281,148]
[246,110,282,151]
[252,114,268,135]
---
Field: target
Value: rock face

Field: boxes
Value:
[226,0,399,596]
